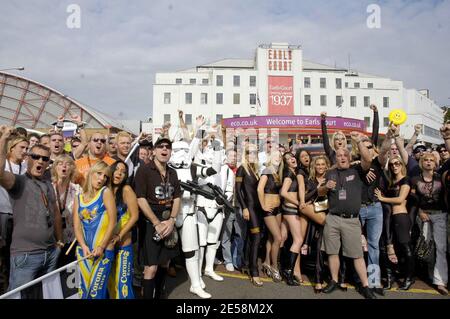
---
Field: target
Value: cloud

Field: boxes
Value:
[1,0,449,121]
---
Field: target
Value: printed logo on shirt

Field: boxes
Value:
[346,175,355,182]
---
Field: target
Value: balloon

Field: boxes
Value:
[389,109,407,125]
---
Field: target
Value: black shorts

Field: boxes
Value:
[281,204,299,216]
[142,207,180,266]
[263,206,281,218]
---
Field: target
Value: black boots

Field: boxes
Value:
[283,251,300,286]
[399,278,415,291]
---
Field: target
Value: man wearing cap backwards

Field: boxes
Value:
[134,136,181,299]
[0,126,64,297]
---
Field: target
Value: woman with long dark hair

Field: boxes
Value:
[279,152,302,285]
[375,155,413,290]
[73,161,117,299]
[107,160,139,299]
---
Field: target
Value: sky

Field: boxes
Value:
[1,0,449,120]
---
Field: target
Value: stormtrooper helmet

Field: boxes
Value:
[169,141,191,169]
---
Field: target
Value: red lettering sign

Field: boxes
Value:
[268,76,294,115]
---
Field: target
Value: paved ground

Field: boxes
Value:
[166,264,450,300]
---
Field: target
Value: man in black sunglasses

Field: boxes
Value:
[0,126,63,296]
[74,132,115,184]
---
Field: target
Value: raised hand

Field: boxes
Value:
[414,124,422,135]
[369,104,378,112]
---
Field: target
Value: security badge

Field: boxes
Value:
[338,189,347,201]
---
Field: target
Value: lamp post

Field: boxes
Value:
[0,67,25,72]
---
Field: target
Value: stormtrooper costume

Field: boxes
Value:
[168,132,218,299]
[193,138,226,284]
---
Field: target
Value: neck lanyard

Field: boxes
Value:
[336,169,345,190]
[54,182,69,213]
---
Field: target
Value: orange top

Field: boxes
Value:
[74,154,116,186]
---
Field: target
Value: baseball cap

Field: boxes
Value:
[154,137,172,148]
[413,142,427,153]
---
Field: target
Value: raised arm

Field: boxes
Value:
[352,131,372,171]
[0,126,16,190]
[370,104,379,146]
[320,112,334,161]
[405,124,422,155]
[71,114,88,159]
[440,122,450,152]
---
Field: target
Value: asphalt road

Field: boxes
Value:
[165,265,450,300]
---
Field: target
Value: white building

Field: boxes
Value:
[152,42,443,144]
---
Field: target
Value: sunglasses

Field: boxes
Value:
[156,144,172,150]
[366,145,374,150]
[92,138,106,143]
[439,149,448,153]
[28,153,50,162]
[423,158,435,162]
[389,161,402,167]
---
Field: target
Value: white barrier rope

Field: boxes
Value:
[0,255,90,299]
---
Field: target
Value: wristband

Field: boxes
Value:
[56,240,64,248]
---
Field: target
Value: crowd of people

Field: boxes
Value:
[0,105,449,299]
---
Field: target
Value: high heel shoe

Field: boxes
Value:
[399,278,415,291]
[314,284,323,294]
[338,282,348,292]
[250,277,263,287]
[261,263,273,278]
[383,273,395,290]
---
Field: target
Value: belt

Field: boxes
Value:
[426,210,443,215]
[331,213,358,219]
[361,201,377,207]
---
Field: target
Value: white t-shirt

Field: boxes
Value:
[1,160,27,215]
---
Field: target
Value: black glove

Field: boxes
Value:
[211,140,221,151]
[196,129,206,139]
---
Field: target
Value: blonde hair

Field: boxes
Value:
[330,131,347,151]
[7,136,28,154]
[51,154,76,183]
[386,155,407,187]
[419,152,437,171]
[82,161,111,198]
[309,155,330,181]
[241,144,259,179]
[115,131,132,142]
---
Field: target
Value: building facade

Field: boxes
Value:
[152,43,443,144]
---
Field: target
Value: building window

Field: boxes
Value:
[354,82,360,88]
[216,75,223,86]
[336,96,343,107]
[233,75,240,87]
[201,93,208,104]
[364,117,370,128]
[383,117,390,127]
[345,82,348,88]
[350,96,357,107]
[364,96,370,107]
[185,114,192,125]
[336,78,342,89]
[320,95,327,106]
[202,78,208,85]
[190,78,196,85]
[233,114,240,118]
[383,97,389,108]
[233,93,240,104]
[164,114,170,123]
[185,92,192,104]
[250,93,256,105]
[164,92,171,104]
[216,93,223,104]
[249,76,256,87]
[320,78,326,89]
[304,77,311,88]
[304,95,311,106]
[216,114,223,124]
[368,83,373,89]
[175,78,182,84]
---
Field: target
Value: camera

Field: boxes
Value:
[153,231,162,242]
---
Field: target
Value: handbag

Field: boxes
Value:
[313,196,328,213]
[414,221,436,265]
[161,210,179,249]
